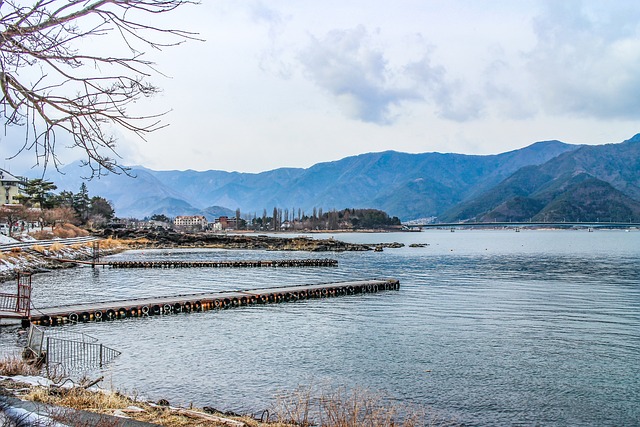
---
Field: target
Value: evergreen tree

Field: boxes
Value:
[89,196,115,221]
[73,183,91,223]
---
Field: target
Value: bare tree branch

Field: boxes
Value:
[0,0,200,177]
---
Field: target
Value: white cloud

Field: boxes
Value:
[4,0,640,175]
[297,26,419,124]
[526,0,640,119]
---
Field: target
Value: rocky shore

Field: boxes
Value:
[0,242,124,284]
[98,228,398,251]
[1,229,405,283]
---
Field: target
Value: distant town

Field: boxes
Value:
[1,168,401,238]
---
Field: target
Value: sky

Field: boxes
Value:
[2,0,640,174]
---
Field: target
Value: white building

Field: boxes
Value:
[174,215,208,230]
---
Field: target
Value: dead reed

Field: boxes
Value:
[48,242,66,252]
[31,244,46,254]
[0,354,40,377]
[24,386,265,427]
[271,385,459,427]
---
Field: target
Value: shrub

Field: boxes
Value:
[52,223,90,239]
[30,230,55,240]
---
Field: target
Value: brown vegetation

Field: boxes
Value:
[48,242,66,252]
[29,223,90,240]
[24,386,269,427]
[0,374,460,427]
[31,244,46,254]
[272,386,458,427]
[0,355,40,377]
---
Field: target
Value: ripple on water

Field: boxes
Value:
[1,230,639,426]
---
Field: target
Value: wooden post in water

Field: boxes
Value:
[92,241,100,268]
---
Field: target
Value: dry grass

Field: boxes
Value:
[9,247,21,253]
[98,238,124,249]
[48,242,66,252]
[132,238,152,245]
[0,354,40,377]
[6,375,458,427]
[109,237,155,249]
[30,230,55,240]
[52,224,89,239]
[271,385,459,427]
[31,244,46,254]
[27,387,133,412]
[23,387,267,427]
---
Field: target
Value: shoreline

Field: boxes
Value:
[0,243,125,285]
[1,232,406,284]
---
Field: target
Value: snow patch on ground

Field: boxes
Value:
[1,405,69,427]
[0,234,18,244]
[0,375,55,387]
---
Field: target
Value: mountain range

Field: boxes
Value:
[38,134,640,222]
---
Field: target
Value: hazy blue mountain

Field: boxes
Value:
[37,164,201,219]
[260,140,577,219]
[37,138,582,220]
[121,139,575,220]
[202,205,235,219]
[440,134,640,222]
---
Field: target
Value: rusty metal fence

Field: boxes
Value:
[26,324,121,373]
[0,273,31,316]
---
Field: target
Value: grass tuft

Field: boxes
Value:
[0,354,40,376]
[271,385,459,427]
[48,242,66,252]
[31,244,46,253]
[98,238,123,249]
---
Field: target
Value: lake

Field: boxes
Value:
[1,229,639,426]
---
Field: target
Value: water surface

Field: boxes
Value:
[1,229,639,426]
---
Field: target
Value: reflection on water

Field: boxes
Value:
[1,230,639,426]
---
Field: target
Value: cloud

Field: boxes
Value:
[527,0,640,119]
[297,25,491,124]
[482,56,537,120]
[298,26,421,124]
[405,54,485,122]
[248,2,295,79]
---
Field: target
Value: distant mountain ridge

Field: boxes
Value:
[36,134,640,222]
[440,134,640,222]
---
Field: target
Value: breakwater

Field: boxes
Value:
[54,258,338,269]
[29,279,400,327]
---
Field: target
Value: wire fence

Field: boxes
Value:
[26,324,121,374]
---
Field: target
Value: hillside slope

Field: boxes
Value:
[440,134,640,222]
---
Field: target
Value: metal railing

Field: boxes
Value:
[0,292,20,311]
[0,273,31,316]
[26,325,121,372]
